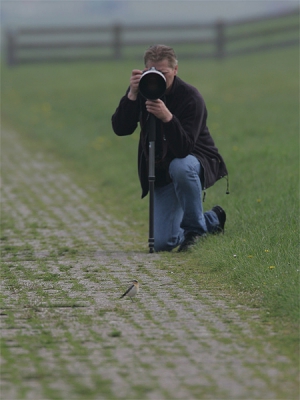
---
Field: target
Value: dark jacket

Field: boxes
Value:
[112,76,228,198]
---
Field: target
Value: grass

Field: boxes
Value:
[1,45,299,364]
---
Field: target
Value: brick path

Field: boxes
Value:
[1,129,296,399]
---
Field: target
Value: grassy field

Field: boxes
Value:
[1,45,299,365]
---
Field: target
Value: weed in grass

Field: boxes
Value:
[40,273,60,282]
[58,264,73,272]
[108,329,122,338]
[57,246,78,257]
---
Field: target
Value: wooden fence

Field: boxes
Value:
[5,8,299,66]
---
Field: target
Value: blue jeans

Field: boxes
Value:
[154,155,219,252]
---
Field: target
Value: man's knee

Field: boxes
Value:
[169,155,200,181]
[169,157,189,182]
[154,237,172,252]
[154,235,179,252]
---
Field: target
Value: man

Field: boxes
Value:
[112,45,228,252]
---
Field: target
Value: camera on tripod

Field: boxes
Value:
[139,67,166,100]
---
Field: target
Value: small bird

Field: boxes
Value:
[120,280,139,301]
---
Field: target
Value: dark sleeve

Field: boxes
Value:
[111,92,140,136]
[162,90,207,157]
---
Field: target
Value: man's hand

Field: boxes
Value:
[145,99,173,123]
[127,69,143,101]
[127,71,173,123]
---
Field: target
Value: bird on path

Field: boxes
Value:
[120,280,139,301]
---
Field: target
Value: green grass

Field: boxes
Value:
[1,46,299,361]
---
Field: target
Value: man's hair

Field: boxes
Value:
[144,45,178,69]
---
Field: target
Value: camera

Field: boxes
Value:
[139,67,166,100]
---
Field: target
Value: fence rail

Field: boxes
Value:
[5,8,299,66]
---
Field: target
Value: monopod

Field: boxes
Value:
[147,113,156,253]
[139,68,166,253]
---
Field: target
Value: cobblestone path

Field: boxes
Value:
[1,129,296,400]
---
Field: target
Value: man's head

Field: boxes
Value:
[144,44,178,68]
[143,45,178,92]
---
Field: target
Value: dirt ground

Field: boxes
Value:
[1,129,298,400]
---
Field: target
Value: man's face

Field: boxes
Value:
[145,59,178,92]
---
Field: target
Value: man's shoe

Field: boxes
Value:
[212,205,226,233]
[178,231,201,252]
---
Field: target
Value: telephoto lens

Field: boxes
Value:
[139,67,166,100]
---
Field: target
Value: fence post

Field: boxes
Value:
[113,23,122,59]
[215,20,225,60]
[6,30,17,67]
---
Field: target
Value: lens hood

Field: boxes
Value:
[139,67,166,100]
